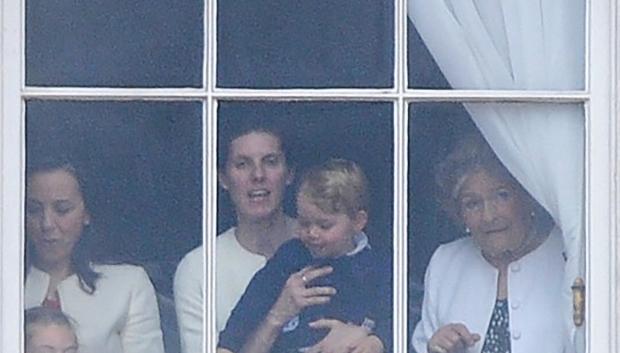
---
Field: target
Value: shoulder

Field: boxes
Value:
[92,264,153,287]
[216,227,237,248]
[427,236,479,272]
[174,245,204,295]
[176,245,204,275]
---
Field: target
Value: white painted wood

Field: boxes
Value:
[1,1,619,353]
[586,0,617,352]
[0,0,24,352]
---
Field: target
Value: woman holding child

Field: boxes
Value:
[412,135,567,353]
[176,120,388,353]
[24,155,164,353]
[218,158,389,353]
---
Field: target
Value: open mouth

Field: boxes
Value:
[248,189,270,201]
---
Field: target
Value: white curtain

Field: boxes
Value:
[408,0,585,351]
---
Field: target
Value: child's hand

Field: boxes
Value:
[306,319,377,353]
[266,266,335,327]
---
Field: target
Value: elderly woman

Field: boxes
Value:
[25,155,164,353]
[25,307,79,353]
[411,134,567,353]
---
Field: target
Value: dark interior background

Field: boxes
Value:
[25,0,478,347]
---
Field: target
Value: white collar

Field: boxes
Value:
[346,232,370,256]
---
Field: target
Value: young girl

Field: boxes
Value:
[25,307,78,353]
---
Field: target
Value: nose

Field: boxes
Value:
[41,209,55,232]
[251,164,266,181]
[482,200,498,222]
[305,225,320,240]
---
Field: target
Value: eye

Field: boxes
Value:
[496,189,512,201]
[54,201,75,215]
[234,160,249,169]
[263,155,281,167]
[319,222,333,230]
[461,198,482,211]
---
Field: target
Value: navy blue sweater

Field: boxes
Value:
[218,238,391,353]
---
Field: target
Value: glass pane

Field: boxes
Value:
[25,101,202,353]
[408,102,585,353]
[215,101,393,352]
[26,1,203,87]
[407,2,585,90]
[217,1,394,88]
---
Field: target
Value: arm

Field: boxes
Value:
[174,249,204,353]
[411,248,479,353]
[219,265,335,353]
[239,266,336,353]
[121,266,165,353]
[306,319,380,353]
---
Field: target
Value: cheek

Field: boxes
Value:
[59,215,86,240]
[25,217,41,234]
[462,213,479,230]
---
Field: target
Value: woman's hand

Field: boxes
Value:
[265,266,336,327]
[306,319,380,353]
[427,323,480,353]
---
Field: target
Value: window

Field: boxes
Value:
[1,1,618,353]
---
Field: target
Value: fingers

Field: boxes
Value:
[350,335,384,353]
[308,318,341,329]
[428,323,479,353]
[304,286,337,297]
[450,323,480,346]
[299,265,333,284]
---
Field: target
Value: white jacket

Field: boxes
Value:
[412,227,568,353]
[26,264,165,353]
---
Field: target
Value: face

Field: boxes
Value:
[458,169,532,258]
[27,324,78,353]
[219,131,293,223]
[296,193,367,258]
[26,169,90,269]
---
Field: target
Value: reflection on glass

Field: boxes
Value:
[26,1,203,87]
[217,1,394,88]
[408,103,584,353]
[205,102,393,353]
[25,101,203,353]
[407,2,585,90]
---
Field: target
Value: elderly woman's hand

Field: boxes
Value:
[265,266,336,327]
[427,323,480,353]
[306,319,379,353]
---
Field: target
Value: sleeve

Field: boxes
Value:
[364,251,392,353]
[411,248,442,353]
[174,250,204,353]
[218,242,299,352]
[121,266,166,353]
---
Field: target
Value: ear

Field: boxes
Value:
[218,170,230,190]
[285,167,295,186]
[353,210,368,232]
[83,210,91,226]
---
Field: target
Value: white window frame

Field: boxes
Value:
[1,0,618,352]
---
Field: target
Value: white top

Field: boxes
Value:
[25,264,165,353]
[411,227,568,353]
[216,227,267,332]
[174,245,204,353]
[173,227,269,353]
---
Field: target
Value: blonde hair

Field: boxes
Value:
[298,158,369,217]
[25,307,77,348]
